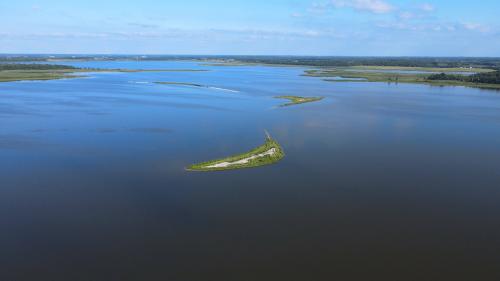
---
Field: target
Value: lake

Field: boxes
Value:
[1,61,500,281]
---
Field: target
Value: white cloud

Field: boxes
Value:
[128,22,160,29]
[419,3,435,12]
[376,21,493,34]
[398,11,415,20]
[462,23,490,33]
[331,0,395,14]
[308,2,330,14]
[0,28,338,42]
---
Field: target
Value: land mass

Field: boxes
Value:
[276,96,324,107]
[304,67,500,90]
[0,63,207,83]
[4,55,500,69]
[187,133,284,172]
[3,59,499,90]
[427,71,500,85]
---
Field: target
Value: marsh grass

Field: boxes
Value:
[0,65,207,83]
[276,96,324,107]
[187,135,284,172]
[305,68,500,90]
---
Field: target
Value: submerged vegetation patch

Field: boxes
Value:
[275,96,324,107]
[187,133,284,172]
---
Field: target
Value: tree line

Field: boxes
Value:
[427,71,500,84]
[2,55,500,69]
[0,64,76,70]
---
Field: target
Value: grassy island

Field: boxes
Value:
[187,133,284,172]
[276,96,324,107]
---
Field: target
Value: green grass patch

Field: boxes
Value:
[276,96,324,107]
[304,68,500,90]
[0,69,85,82]
[348,65,494,73]
[187,134,285,172]
[0,64,208,83]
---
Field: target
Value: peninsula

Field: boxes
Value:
[0,63,207,83]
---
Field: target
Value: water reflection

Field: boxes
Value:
[1,61,500,281]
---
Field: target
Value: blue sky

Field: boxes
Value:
[0,0,499,56]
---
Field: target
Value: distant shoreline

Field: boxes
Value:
[2,60,498,90]
[0,63,208,83]
[304,67,500,90]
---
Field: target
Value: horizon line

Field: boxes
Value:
[1,53,500,59]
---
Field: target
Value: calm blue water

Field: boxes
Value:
[1,61,500,281]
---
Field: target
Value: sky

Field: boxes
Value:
[0,0,499,56]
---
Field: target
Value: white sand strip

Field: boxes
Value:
[205,148,277,169]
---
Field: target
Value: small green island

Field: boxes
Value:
[275,96,324,107]
[187,133,284,172]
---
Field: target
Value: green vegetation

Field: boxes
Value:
[217,56,500,69]
[191,56,500,69]
[187,133,284,172]
[0,63,208,83]
[306,68,428,82]
[0,64,85,82]
[305,68,500,90]
[0,71,82,82]
[0,63,77,71]
[347,65,493,73]
[276,96,324,107]
[427,71,500,84]
[5,55,500,70]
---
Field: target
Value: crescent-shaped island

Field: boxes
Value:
[187,133,284,172]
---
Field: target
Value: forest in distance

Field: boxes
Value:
[428,71,500,84]
[2,55,500,69]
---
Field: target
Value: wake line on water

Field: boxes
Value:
[208,87,240,93]
[155,82,240,93]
